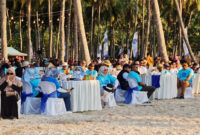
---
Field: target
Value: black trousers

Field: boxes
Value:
[141,86,156,98]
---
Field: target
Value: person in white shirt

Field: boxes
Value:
[170,61,179,75]
[138,60,147,75]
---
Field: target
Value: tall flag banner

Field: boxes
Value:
[183,28,189,56]
[131,32,138,58]
[118,48,122,56]
[97,44,102,58]
[103,31,109,58]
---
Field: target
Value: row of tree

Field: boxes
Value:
[1,0,200,64]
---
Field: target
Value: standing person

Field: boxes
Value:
[0,68,22,119]
[146,53,154,67]
[177,62,194,98]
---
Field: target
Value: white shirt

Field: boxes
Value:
[122,72,129,81]
[138,66,147,75]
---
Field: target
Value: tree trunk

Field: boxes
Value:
[75,0,91,65]
[48,0,53,58]
[151,0,169,62]
[73,2,79,62]
[141,0,145,56]
[36,11,40,52]
[65,0,72,61]
[125,21,130,52]
[178,0,182,56]
[97,2,101,58]
[90,1,94,58]
[56,22,60,58]
[19,10,23,52]
[6,8,12,41]
[110,22,115,58]
[1,0,8,59]
[60,0,65,63]
[27,0,32,62]
[143,0,151,58]
[174,0,197,63]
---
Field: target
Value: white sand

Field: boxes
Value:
[1,96,200,135]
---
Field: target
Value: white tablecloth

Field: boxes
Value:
[141,75,177,99]
[59,80,102,112]
[193,74,200,94]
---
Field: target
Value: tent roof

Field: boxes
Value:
[7,47,27,56]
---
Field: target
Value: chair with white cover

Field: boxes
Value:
[177,86,194,99]
[39,81,66,115]
[115,87,126,103]
[126,77,149,104]
[101,86,117,108]
[21,81,41,114]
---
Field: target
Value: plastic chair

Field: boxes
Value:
[21,81,41,114]
[39,81,67,115]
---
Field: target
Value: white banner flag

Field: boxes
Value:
[131,32,138,58]
[30,42,34,59]
[97,44,102,58]
[118,48,122,56]
[183,28,189,56]
[103,31,109,58]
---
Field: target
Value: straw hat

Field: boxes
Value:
[62,62,68,66]
[103,60,112,66]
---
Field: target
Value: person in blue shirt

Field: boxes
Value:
[97,66,119,107]
[42,66,71,111]
[86,63,98,79]
[128,64,156,98]
[177,62,194,98]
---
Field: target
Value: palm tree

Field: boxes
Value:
[60,0,65,63]
[1,0,8,59]
[151,0,169,62]
[48,0,53,58]
[174,0,197,63]
[65,0,72,61]
[75,0,91,65]
[73,0,79,62]
[27,0,32,61]
[143,0,151,57]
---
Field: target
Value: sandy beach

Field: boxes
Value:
[1,96,200,135]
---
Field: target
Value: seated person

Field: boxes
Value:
[170,61,179,75]
[97,66,119,107]
[138,60,148,75]
[117,64,131,90]
[60,62,70,74]
[191,63,199,73]
[72,66,85,80]
[86,63,98,79]
[128,64,156,99]
[177,62,194,98]
[42,67,71,111]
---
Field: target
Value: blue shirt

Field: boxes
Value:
[97,74,117,86]
[161,70,170,74]
[30,79,40,97]
[177,68,194,83]
[86,70,98,77]
[128,71,142,90]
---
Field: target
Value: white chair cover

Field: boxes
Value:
[115,88,126,102]
[127,77,148,104]
[104,92,117,108]
[17,100,21,118]
[39,81,67,115]
[21,81,41,114]
[193,74,200,94]
[22,81,33,94]
[177,87,194,99]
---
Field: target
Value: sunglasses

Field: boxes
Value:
[7,72,14,75]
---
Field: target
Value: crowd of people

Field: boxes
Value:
[0,54,200,119]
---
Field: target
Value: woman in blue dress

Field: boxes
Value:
[86,63,98,79]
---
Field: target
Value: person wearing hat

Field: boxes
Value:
[128,64,156,99]
[177,62,194,98]
[22,61,30,70]
[117,64,131,90]
[102,60,112,67]
[97,66,119,107]
[60,62,70,74]
[138,60,148,75]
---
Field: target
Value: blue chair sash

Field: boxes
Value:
[40,91,57,113]
[21,92,33,105]
[124,87,138,104]
[152,75,160,88]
